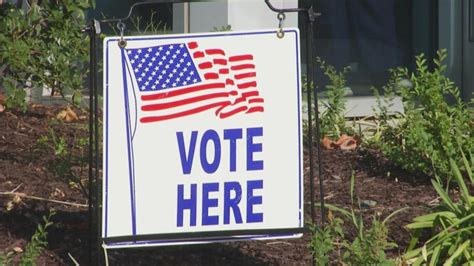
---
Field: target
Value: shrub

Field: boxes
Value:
[373,49,474,179]
[0,0,92,109]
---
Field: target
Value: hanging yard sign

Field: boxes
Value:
[103,29,303,248]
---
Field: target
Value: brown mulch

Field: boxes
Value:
[0,103,439,265]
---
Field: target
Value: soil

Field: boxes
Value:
[0,103,440,265]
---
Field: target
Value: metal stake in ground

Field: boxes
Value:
[83,19,101,266]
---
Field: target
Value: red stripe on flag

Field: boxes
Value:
[214,102,230,116]
[231,97,246,106]
[237,81,257,89]
[204,73,219,80]
[206,49,225,56]
[141,92,231,111]
[226,79,234,85]
[140,101,229,123]
[141,83,225,101]
[246,106,264,114]
[198,62,213,69]
[242,91,259,98]
[229,55,253,62]
[249,98,264,104]
[219,68,229,74]
[213,59,227,65]
[188,42,198,49]
[219,106,248,119]
[234,72,256,80]
[193,51,205,58]
[230,64,255,71]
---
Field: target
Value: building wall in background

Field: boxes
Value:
[173,0,298,33]
[228,0,297,31]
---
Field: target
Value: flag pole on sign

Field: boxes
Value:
[118,23,138,236]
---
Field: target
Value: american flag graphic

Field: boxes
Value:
[125,41,264,123]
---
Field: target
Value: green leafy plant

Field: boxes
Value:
[35,127,89,196]
[404,152,474,265]
[20,211,55,266]
[2,78,27,112]
[0,251,14,266]
[313,172,404,265]
[317,58,351,139]
[341,216,397,265]
[0,0,91,108]
[309,215,344,265]
[373,49,474,179]
[303,59,352,144]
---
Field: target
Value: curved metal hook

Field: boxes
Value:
[264,0,306,13]
[117,21,127,48]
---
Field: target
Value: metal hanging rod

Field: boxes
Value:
[264,0,320,19]
[263,0,307,13]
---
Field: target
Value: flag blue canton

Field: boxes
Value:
[126,44,202,92]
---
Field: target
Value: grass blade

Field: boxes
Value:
[443,239,470,266]
[350,170,355,205]
[431,179,459,213]
[412,211,456,223]
[383,207,409,224]
[450,158,472,208]
[406,221,434,229]
[314,203,351,219]
[429,245,441,266]
[459,148,473,184]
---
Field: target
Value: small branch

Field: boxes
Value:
[266,241,293,246]
[0,191,88,208]
[11,183,22,193]
[68,252,80,266]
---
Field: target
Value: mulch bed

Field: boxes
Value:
[0,104,440,265]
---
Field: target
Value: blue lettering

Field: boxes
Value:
[246,180,263,223]
[224,128,243,172]
[176,131,198,175]
[177,184,197,227]
[200,130,221,174]
[246,127,264,171]
[223,182,243,224]
[202,182,219,225]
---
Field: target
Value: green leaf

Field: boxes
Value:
[412,211,456,223]
[458,145,473,184]
[450,158,472,208]
[72,91,83,106]
[422,245,428,262]
[444,240,470,265]
[350,170,355,205]
[314,203,351,219]
[383,207,409,224]
[431,179,459,213]
[429,245,441,266]
[406,221,434,229]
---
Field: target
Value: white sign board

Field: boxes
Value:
[103,29,303,248]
